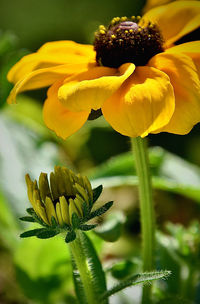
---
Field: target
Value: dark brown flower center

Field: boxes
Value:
[94,16,164,68]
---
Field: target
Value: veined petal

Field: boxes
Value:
[58,63,135,111]
[102,66,175,138]
[8,41,95,84]
[7,62,95,104]
[142,1,200,47]
[43,80,89,139]
[166,41,200,55]
[38,40,95,58]
[148,51,200,134]
[165,41,200,74]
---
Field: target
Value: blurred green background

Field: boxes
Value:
[0,0,200,303]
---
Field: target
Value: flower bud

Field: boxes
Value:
[21,166,113,241]
[25,166,93,227]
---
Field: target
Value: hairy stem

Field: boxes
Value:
[131,137,155,304]
[69,231,97,304]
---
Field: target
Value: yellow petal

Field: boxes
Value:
[45,197,58,224]
[36,200,49,225]
[33,189,41,205]
[60,196,70,225]
[25,174,34,205]
[38,40,95,59]
[43,80,89,139]
[8,41,95,84]
[102,66,175,138]
[69,198,79,225]
[56,202,64,226]
[142,1,200,47]
[54,166,66,196]
[148,51,200,135]
[62,167,74,195]
[58,63,135,111]
[7,62,95,104]
[166,41,200,54]
[143,0,172,13]
[50,172,59,201]
[73,183,89,205]
[39,173,51,202]
[74,196,84,217]
[82,176,93,202]
[165,41,200,74]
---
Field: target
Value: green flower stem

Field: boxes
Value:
[69,231,97,304]
[131,137,155,304]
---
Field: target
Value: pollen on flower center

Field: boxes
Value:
[94,16,164,68]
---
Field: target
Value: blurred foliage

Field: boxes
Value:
[15,235,72,303]
[0,0,145,49]
[90,147,200,203]
[156,221,200,304]
[0,30,29,107]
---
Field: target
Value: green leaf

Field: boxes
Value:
[36,229,59,239]
[19,216,36,223]
[90,147,200,203]
[109,260,136,280]
[14,234,71,302]
[20,228,44,238]
[65,230,76,243]
[15,266,62,302]
[92,185,103,203]
[100,270,171,302]
[89,201,113,220]
[90,152,137,179]
[94,211,125,242]
[79,224,97,231]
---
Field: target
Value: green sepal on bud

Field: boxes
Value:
[65,230,76,243]
[20,227,59,239]
[20,166,113,241]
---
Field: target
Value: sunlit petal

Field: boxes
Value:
[165,41,200,74]
[149,51,200,134]
[142,1,200,47]
[7,62,95,104]
[102,66,175,137]
[58,63,135,111]
[43,80,89,139]
[7,41,96,84]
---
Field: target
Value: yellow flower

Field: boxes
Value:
[7,1,200,138]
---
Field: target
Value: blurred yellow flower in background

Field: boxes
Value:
[7,1,200,139]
